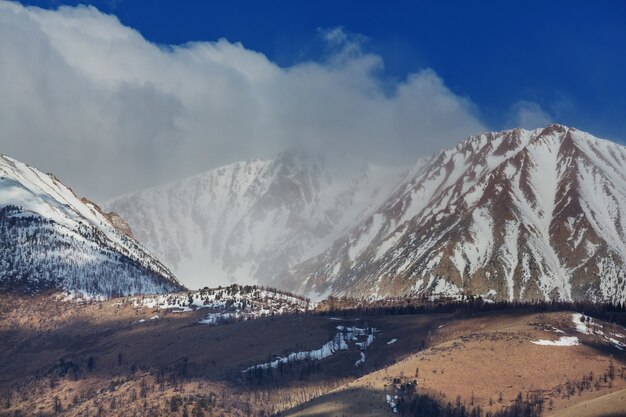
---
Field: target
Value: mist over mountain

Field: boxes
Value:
[3,2,626,416]
[105,150,410,289]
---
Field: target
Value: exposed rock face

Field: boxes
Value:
[0,155,183,298]
[103,211,134,239]
[282,125,626,303]
[80,197,134,238]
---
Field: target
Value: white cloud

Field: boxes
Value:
[0,1,486,200]
[508,100,552,130]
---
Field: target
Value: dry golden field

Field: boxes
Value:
[1,293,625,417]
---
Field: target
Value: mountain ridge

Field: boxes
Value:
[105,125,626,303]
[0,154,183,297]
[281,124,626,303]
[105,150,410,289]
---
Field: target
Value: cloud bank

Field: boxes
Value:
[0,2,486,200]
[508,100,553,130]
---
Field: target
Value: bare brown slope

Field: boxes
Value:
[283,311,626,417]
[546,388,626,417]
[2,293,625,416]
[0,293,440,416]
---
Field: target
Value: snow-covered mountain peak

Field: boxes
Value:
[105,149,410,289]
[282,126,626,303]
[0,154,183,297]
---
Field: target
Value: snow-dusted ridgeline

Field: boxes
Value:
[101,125,626,303]
[131,284,311,324]
[0,154,182,297]
[105,150,409,289]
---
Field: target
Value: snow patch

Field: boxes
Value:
[572,313,626,350]
[532,336,580,346]
[572,313,593,335]
[243,326,377,372]
[386,394,398,413]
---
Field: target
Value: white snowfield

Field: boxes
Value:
[132,284,311,324]
[242,325,377,373]
[532,336,580,346]
[0,154,181,298]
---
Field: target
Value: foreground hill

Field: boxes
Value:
[0,154,183,297]
[284,125,626,303]
[284,308,626,417]
[0,293,624,416]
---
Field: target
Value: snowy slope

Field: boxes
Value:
[0,154,183,297]
[105,150,409,289]
[283,125,626,303]
[131,284,311,324]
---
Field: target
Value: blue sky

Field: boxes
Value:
[2,1,625,199]
[18,0,626,143]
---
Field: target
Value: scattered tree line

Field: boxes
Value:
[551,360,624,400]
[244,357,324,385]
[390,360,625,417]
[195,283,308,301]
[316,295,626,326]
[392,380,543,417]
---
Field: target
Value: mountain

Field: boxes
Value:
[105,150,408,289]
[281,125,626,303]
[0,154,183,297]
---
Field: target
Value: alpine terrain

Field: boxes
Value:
[106,125,626,304]
[284,125,626,303]
[0,154,183,297]
[105,150,408,288]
